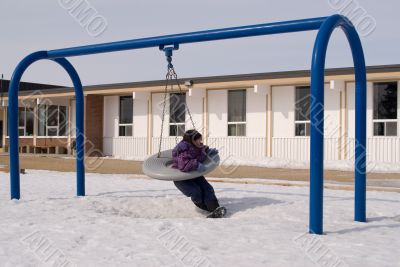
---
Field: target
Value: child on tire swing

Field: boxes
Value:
[172,129,226,218]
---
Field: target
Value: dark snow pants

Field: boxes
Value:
[174,176,219,212]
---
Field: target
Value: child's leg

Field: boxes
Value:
[173,180,207,210]
[193,176,220,212]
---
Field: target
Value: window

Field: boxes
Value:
[295,86,311,136]
[228,89,246,136]
[119,96,133,136]
[18,107,34,136]
[169,93,186,136]
[373,82,397,136]
[38,105,68,136]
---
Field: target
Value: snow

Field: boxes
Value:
[0,170,399,267]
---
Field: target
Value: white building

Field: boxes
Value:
[3,65,400,164]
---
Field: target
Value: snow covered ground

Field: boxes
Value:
[0,170,399,267]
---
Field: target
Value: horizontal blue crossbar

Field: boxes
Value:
[47,17,327,59]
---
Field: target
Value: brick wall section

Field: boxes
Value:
[85,95,104,156]
[5,138,34,147]
[36,138,69,147]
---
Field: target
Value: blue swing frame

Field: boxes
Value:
[8,14,366,234]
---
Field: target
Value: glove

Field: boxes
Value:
[197,163,206,172]
[208,148,219,155]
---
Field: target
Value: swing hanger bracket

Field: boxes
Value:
[159,44,179,68]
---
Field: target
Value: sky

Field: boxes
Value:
[0,0,399,86]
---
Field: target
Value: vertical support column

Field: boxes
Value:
[351,40,367,223]
[9,51,48,199]
[33,98,38,151]
[2,106,6,151]
[67,98,72,155]
[310,61,325,235]
[309,15,367,234]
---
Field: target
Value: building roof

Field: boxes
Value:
[83,64,400,90]
[0,79,62,94]
[11,64,400,96]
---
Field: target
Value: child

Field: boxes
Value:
[172,129,226,218]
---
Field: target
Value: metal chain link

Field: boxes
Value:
[157,68,172,157]
[170,68,196,130]
[157,63,197,157]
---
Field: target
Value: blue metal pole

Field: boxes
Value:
[310,15,367,234]
[52,58,85,196]
[47,17,327,59]
[342,23,367,223]
[9,51,48,199]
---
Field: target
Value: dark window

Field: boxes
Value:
[18,107,25,128]
[169,93,186,136]
[17,107,34,136]
[26,108,34,136]
[47,105,58,127]
[37,105,68,136]
[59,106,67,136]
[228,90,246,136]
[373,82,397,136]
[295,86,311,136]
[119,96,133,124]
[119,96,133,136]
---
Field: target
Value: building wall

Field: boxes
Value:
[3,96,75,154]
[207,89,227,137]
[246,86,268,138]
[186,88,205,133]
[152,92,169,138]
[103,96,119,139]
[99,78,400,163]
[272,85,295,138]
[103,94,149,157]
[133,92,150,138]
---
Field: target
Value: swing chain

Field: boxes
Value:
[157,46,196,158]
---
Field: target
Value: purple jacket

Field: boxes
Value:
[172,141,209,172]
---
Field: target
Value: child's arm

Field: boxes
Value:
[196,145,209,163]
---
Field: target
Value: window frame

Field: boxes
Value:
[169,92,186,137]
[227,89,247,137]
[118,96,134,137]
[37,104,68,137]
[17,107,35,137]
[372,81,398,137]
[294,86,311,137]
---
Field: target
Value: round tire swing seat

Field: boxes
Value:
[142,149,220,181]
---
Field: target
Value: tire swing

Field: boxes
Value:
[142,45,220,181]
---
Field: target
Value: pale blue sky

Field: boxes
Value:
[1,0,399,86]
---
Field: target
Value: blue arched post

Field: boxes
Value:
[8,53,85,199]
[309,15,367,234]
[9,51,48,199]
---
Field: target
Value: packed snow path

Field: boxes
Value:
[0,170,399,267]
